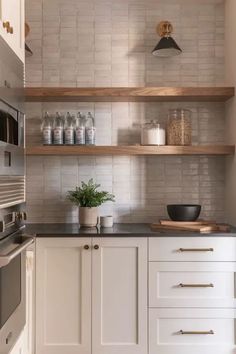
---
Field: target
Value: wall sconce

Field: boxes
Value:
[152,21,182,57]
[25,23,33,57]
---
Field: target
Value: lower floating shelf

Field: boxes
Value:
[26,145,235,156]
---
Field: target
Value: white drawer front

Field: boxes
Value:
[149,237,236,262]
[149,262,236,308]
[149,308,236,354]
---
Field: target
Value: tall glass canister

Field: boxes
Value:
[167,109,192,146]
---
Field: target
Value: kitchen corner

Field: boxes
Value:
[1,1,236,354]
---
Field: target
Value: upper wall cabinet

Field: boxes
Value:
[0,0,25,62]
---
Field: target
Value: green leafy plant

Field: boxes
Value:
[67,179,115,208]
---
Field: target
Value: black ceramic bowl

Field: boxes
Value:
[167,204,201,222]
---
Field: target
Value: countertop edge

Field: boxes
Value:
[24,223,236,237]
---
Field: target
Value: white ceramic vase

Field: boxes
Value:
[79,207,98,227]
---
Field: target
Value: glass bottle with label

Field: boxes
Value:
[53,112,64,145]
[64,112,75,145]
[41,111,53,145]
[75,112,85,145]
[85,112,96,145]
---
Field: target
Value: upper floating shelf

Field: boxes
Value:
[25,87,235,103]
[26,145,235,156]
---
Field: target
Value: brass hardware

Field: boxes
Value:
[94,245,99,250]
[3,21,10,31]
[8,26,13,34]
[84,245,89,250]
[180,330,214,335]
[2,22,13,34]
[25,22,30,38]
[179,283,214,288]
[179,248,214,252]
[157,21,173,37]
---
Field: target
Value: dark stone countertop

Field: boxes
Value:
[24,223,236,237]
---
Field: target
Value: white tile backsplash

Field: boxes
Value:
[25,0,226,223]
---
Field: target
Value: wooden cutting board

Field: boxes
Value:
[151,221,230,233]
[159,220,216,226]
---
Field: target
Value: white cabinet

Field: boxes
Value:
[149,262,236,308]
[148,237,236,354]
[36,238,92,354]
[149,237,236,262]
[0,0,25,61]
[9,331,25,354]
[10,249,34,354]
[35,237,147,354]
[25,250,34,354]
[92,237,147,354]
[149,308,236,354]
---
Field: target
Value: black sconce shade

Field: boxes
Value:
[152,37,182,57]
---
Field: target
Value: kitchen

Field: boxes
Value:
[1,0,236,354]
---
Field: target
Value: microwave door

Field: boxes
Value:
[0,111,8,144]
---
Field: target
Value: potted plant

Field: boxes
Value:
[67,179,115,227]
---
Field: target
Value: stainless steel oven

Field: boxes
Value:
[0,228,33,354]
[0,34,33,354]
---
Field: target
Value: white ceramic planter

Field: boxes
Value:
[79,207,98,227]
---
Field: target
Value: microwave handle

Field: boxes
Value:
[0,237,34,268]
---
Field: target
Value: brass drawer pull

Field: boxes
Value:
[179,248,214,252]
[94,245,99,250]
[84,245,90,250]
[180,330,214,335]
[179,283,214,288]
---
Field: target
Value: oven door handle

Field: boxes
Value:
[0,237,34,268]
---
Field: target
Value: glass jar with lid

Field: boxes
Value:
[167,109,192,146]
[141,120,166,146]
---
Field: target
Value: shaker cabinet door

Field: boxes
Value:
[149,262,236,308]
[92,237,148,354]
[0,0,25,61]
[149,308,236,354]
[35,238,92,354]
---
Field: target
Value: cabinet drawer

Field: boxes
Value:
[149,262,236,308]
[149,308,236,354]
[149,237,236,262]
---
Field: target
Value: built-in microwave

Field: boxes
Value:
[0,100,24,146]
[0,100,25,209]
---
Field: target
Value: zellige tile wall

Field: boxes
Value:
[25,0,226,223]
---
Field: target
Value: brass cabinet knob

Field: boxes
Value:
[3,21,10,30]
[94,245,99,250]
[2,21,13,34]
[84,245,90,250]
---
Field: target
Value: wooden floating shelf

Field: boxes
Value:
[25,87,235,102]
[26,145,235,156]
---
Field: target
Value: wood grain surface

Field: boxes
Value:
[25,86,235,102]
[25,145,235,156]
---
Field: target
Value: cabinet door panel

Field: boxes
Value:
[36,238,91,354]
[149,262,236,308]
[92,237,147,354]
[25,250,34,354]
[9,331,25,354]
[149,237,236,262]
[149,308,236,354]
[0,0,24,61]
